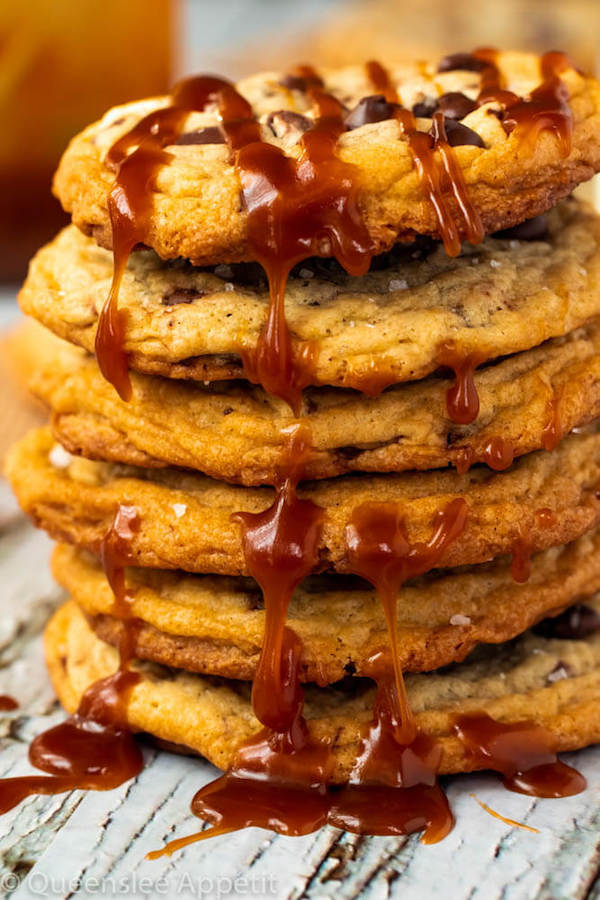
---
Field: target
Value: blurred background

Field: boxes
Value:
[1,0,599,293]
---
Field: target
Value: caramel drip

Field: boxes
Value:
[345,498,469,744]
[233,424,324,729]
[365,59,484,257]
[393,107,484,257]
[96,77,235,401]
[365,60,398,103]
[542,389,563,451]
[470,794,539,833]
[474,48,573,154]
[455,436,515,475]
[536,507,557,529]
[510,528,533,584]
[240,79,375,412]
[438,343,484,425]
[455,714,586,798]
[0,697,17,711]
[328,681,454,843]
[150,448,466,856]
[0,505,145,813]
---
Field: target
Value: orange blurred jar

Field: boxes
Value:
[0,0,174,280]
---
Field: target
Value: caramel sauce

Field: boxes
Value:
[365,60,399,103]
[240,80,375,412]
[0,505,145,813]
[329,678,454,843]
[438,344,484,425]
[542,389,563,451]
[455,437,515,475]
[510,530,533,584]
[536,507,558,529]
[233,424,324,728]
[366,61,484,257]
[96,77,234,401]
[0,697,18,711]
[345,498,469,743]
[455,714,586,797]
[474,48,573,155]
[470,794,539,833]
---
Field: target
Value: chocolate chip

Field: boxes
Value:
[279,72,324,92]
[493,214,549,242]
[222,407,234,416]
[437,52,487,73]
[344,660,357,676]
[437,92,478,120]
[431,111,484,148]
[175,126,225,145]
[161,288,204,305]
[345,95,399,129]
[412,98,438,118]
[533,603,600,640]
[266,110,312,139]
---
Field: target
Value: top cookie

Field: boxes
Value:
[53,51,600,265]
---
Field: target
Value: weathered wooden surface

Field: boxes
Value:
[0,480,597,899]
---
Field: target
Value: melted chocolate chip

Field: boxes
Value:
[437,92,478,120]
[533,604,600,640]
[430,117,485,147]
[494,214,549,242]
[266,110,312,139]
[175,126,226,145]
[437,52,487,73]
[345,95,399,130]
[279,73,324,92]
[412,98,438,118]
[161,288,204,305]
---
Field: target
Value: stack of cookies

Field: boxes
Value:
[7,49,600,843]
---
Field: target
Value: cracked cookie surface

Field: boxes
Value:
[19,201,600,390]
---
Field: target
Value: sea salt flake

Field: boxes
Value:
[388,278,407,291]
[49,444,72,469]
[489,259,501,268]
[224,282,235,292]
[299,268,314,279]
[450,614,471,626]
[214,264,233,279]
[547,665,569,683]
[171,503,187,519]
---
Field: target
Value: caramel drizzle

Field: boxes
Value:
[345,498,469,744]
[455,714,586,798]
[364,60,484,257]
[455,436,515,475]
[0,506,144,812]
[438,343,485,425]
[99,70,376,413]
[474,48,573,154]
